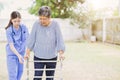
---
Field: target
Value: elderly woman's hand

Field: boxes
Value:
[59,50,65,60]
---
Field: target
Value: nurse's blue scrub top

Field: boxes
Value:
[6,24,29,56]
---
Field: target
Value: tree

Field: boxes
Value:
[70,3,94,28]
[70,3,95,40]
[29,0,85,18]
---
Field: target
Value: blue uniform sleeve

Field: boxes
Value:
[24,25,29,40]
[21,24,29,41]
[26,22,37,51]
[55,22,65,52]
[6,28,14,44]
[26,28,29,39]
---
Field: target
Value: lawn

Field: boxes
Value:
[1,42,120,80]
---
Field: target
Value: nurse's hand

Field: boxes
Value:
[18,55,24,64]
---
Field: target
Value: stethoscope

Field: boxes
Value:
[12,25,25,42]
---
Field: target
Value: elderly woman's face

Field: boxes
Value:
[39,16,50,26]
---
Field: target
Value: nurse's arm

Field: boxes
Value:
[9,43,24,64]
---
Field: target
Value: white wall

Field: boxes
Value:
[0,18,84,42]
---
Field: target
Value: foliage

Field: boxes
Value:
[113,8,119,16]
[70,3,94,29]
[29,0,85,18]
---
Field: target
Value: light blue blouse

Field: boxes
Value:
[27,20,65,59]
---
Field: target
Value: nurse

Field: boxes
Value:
[5,11,29,80]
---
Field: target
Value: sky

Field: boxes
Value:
[0,0,119,18]
[86,0,119,10]
[0,0,33,9]
[0,0,35,18]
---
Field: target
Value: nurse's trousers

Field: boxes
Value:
[7,56,23,80]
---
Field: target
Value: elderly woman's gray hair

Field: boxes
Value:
[38,6,51,17]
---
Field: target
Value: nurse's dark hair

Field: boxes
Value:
[38,6,51,17]
[5,11,21,30]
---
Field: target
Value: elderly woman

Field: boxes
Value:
[25,6,65,80]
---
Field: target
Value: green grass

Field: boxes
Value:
[65,42,120,69]
[64,42,120,80]
[1,42,120,80]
